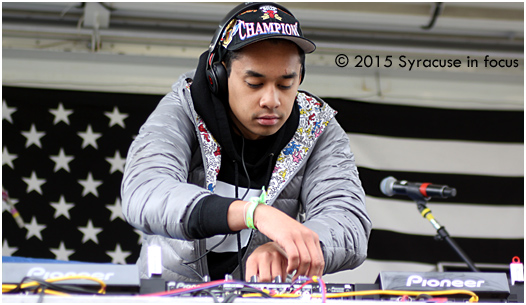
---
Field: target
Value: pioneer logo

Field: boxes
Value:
[174,282,200,289]
[27,267,115,281]
[406,275,485,288]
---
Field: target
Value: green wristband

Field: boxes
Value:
[245,187,267,230]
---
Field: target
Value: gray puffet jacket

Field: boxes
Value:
[121,70,372,281]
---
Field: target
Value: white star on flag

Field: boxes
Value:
[49,103,73,125]
[106,150,126,174]
[21,124,45,148]
[3,239,18,256]
[26,216,46,240]
[134,229,144,245]
[2,239,18,256]
[50,195,74,219]
[104,106,128,128]
[106,244,131,265]
[3,99,17,124]
[50,241,75,261]
[22,171,46,194]
[78,125,102,149]
[107,198,124,221]
[78,219,103,244]
[78,172,103,197]
[50,148,74,172]
[3,146,17,169]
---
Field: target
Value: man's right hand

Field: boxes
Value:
[252,204,324,281]
[228,200,324,281]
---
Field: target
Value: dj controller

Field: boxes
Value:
[3,262,524,303]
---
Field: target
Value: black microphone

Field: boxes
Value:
[380,176,457,199]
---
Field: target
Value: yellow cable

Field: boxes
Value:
[44,275,107,294]
[3,275,107,295]
[4,283,70,296]
[242,292,300,298]
[36,289,70,297]
[3,284,17,292]
[311,289,479,303]
[269,293,301,298]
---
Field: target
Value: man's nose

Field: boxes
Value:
[260,86,280,109]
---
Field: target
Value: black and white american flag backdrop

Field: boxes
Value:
[3,86,159,264]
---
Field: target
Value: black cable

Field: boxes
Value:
[184,234,229,266]
[236,232,243,281]
[421,2,443,30]
[11,276,102,296]
[192,288,220,303]
[240,137,251,199]
[181,233,233,280]
[179,262,205,281]
[236,136,252,280]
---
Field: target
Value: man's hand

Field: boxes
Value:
[245,242,287,282]
[228,201,324,281]
[252,204,324,281]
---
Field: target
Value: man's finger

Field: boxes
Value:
[245,259,259,281]
[283,243,300,276]
[305,236,324,277]
[270,259,285,282]
[291,240,311,281]
[258,262,272,282]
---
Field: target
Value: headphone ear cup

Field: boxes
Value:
[208,62,228,97]
[206,66,219,95]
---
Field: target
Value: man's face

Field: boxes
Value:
[227,40,302,140]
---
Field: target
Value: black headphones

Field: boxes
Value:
[206,2,306,97]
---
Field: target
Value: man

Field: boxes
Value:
[121,2,371,282]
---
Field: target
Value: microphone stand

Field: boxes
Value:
[405,187,480,272]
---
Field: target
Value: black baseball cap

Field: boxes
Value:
[218,3,316,54]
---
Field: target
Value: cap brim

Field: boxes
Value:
[228,34,316,54]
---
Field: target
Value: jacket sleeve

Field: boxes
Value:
[300,118,372,274]
[120,80,211,240]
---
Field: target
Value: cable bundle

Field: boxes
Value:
[3,275,107,302]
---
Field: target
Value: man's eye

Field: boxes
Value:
[246,82,262,88]
[279,84,292,90]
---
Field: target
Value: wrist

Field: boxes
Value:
[252,204,269,230]
[245,189,268,230]
[227,200,250,231]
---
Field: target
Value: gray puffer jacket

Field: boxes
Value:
[121,70,372,281]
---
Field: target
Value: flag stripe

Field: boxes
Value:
[358,167,524,206]
[365,196,524,239]
[348,133,523,177]
[325,98,524,143]
[367,229,523,266]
